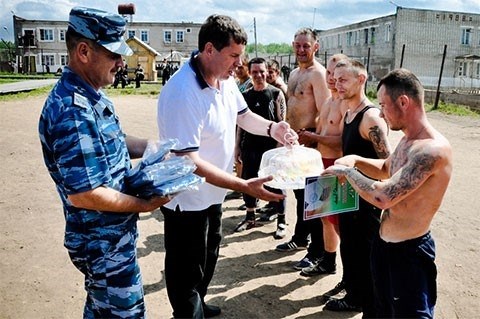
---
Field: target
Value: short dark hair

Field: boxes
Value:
[248,57,266,71]
[267,59,280,71]
[198,14,248,52]
[377,69,424,104]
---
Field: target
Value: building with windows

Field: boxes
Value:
[317,7,480,88]
[11,14,201,75]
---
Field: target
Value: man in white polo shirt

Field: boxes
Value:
[157,14,297,319]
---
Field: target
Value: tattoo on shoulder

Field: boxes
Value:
[385,152,438,200]
[368,125,389,159]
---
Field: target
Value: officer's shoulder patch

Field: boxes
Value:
[73,92,90,109]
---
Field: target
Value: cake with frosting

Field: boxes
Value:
[258,145,324,189]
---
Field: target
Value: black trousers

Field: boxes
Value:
[161,204,223,318]
[292,188,324,259]
[338,198,381,318]
[241,150,285,213]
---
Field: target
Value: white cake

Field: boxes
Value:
[258,145,324,189]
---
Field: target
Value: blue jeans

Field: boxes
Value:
[371,231,437,318]
[161,204,223,318]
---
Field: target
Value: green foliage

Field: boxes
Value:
[246,43,293,55]
[104,82,162,97]
[426,102,479,117]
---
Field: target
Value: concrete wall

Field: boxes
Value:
[424,89,480,109]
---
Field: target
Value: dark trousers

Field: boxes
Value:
[338,199,381,317]
[241,150,285,212]
[161,204,223,319]
[292,188,324,259]
[371,232,436,318]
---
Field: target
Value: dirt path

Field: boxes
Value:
[0,95,478,318]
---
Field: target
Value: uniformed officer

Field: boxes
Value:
[38,7,170,318]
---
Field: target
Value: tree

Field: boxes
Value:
[246,43,293,55]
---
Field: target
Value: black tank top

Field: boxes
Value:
[342,105,382,216]
[241,86,280,151]
[342,105,378,159]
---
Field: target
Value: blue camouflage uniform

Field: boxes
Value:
[39,66,145,318]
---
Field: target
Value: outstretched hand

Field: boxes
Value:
[245,175,286,202]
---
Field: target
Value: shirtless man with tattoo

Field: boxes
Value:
[324,68,452,318]
[296,54,348,281]
[275,28,331,273]
[323,59,392,315]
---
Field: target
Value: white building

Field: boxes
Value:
[12,14,201,75]
[317,7,480,89]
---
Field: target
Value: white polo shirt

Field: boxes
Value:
[157,55,248,211]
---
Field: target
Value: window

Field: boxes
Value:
[186,28,191,33]
[176,30,184,43]
[164,30,172,43]
[60,54,69,66]
[128,30,136,38]
[364,29,369,44]
[476,63,480,78]
[21,29,35,46]
[458,61,468,76]
[41,54,55,66]
[370,27,376,44]
[354,30,360,45]
[39,28,54,41]
[58,29,66,42]
[346,32,353,46]
[337,34,341,47]
[140,30,149,42]
[384,23,391,42]
[461,28,472,45]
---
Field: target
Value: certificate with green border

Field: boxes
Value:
[303,175,359,220]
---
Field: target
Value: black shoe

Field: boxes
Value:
[275,240,307,252]
[324,297,361,312]
[203,303,221,318]
[300,258,336,276]
[258,210,278,222]
[225,191,242,200]
[323,280,346,298]
[234,219,257,232]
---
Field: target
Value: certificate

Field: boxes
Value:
[303,175,359,220]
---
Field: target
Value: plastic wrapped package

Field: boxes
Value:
[258,145,324,189]
[126,139,205,198]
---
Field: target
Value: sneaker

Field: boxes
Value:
[274,223,287,239]
[234,219,256,232]
[259,210,278,222]
[324,297,362,312]
[275,240,307,252]
[293,256,315,270]
[203,303,221,318]
[324,280,346,298]
[300,258,336,276]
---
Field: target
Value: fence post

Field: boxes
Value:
[434,45,447,110]
[400,44,405,68]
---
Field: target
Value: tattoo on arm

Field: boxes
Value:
[277,94,286,120]
[345,167,376,193]
[369,125,390,159]
[384,153,437,201]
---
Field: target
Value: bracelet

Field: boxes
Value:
[267,122,273,137]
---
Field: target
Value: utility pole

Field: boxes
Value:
[253,17,258,57]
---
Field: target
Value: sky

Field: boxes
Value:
[1,0,479,44]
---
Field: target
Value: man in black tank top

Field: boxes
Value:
[233,57,287,236]
[324,59,391,317]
